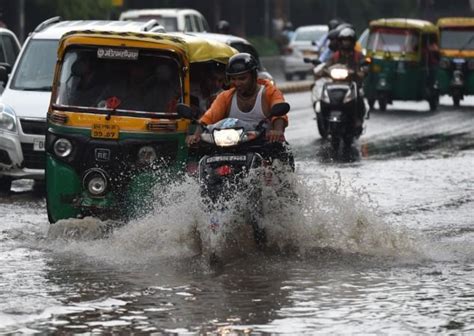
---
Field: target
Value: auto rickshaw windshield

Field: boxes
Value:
[55,47,182,113]
[367,27,419,53]
[440,27,474,50]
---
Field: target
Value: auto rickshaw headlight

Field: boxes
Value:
[83,169,108,197]
[439,59,450,69]
[53,138,73,158]
[468,60,474,70]
[137,146,157,164]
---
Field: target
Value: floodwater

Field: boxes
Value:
[0,93,473,334]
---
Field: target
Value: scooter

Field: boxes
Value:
[177,102,291,263]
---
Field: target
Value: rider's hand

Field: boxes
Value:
[186,134,201,146]
[266,129,285,143]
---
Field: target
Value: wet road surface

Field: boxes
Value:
[0,93,473,334]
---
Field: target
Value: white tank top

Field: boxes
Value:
[229,86,266,126]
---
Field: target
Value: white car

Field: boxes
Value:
[119,8,209,33]
[283,25,328,81]
[187,32,273,82]
[0,17,164,192]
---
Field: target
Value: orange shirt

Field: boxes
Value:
[199,79,288,127]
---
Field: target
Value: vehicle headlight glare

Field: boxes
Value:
[330,68,349,80]
[213,129,243,147]
[53,138,72,158]
[82,169,108,197]
[88,177,107,196]
[137,146,157,164]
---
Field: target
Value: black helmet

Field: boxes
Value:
[226,53,258,76]
[328,18,343,30]
[216,20,230,34]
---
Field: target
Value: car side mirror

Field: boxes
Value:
[0,63,11,85]
[270,102,290,117]
[176,103,198,120]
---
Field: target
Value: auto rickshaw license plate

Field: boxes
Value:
[91,124,119,139]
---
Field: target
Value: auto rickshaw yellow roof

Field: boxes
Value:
[58,30,238,64]
[437,17,474,28]
[369,18,438,33]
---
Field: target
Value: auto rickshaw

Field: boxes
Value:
[364,18,440,111]
[436,17,474,106]
[46,30,236,223]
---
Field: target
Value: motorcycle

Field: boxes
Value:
[305,58,367,151]
[177,102,291,263]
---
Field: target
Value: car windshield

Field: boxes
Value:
[11,39,58,91]
[294,28,326,42]
[440,28,474,50]
[134,16,178,32]
[367,28,419,53]
[55,47,182,113]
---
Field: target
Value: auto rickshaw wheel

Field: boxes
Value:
[429,95,439,111]
[378,98,387,111]
[452,95,461,107]
[367,98,375,111]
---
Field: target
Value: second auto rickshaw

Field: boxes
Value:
[364,18,440,111]
[436,17,474,106]
[46,30,236,223]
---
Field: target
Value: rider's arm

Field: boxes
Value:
[262,80,289,128]
[198,89,233,126]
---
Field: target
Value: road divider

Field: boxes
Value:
[277,80,313,94]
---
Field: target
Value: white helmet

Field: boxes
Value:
[338,27,356,40]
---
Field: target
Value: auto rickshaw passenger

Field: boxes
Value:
[68,56,102,107]
[190,61,226,116]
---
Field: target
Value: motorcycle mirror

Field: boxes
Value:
[270,102,290,117]
[176,103,197,120]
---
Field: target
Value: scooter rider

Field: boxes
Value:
[327,27,366,132]
[186,52,288,145]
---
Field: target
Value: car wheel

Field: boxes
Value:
[284,73,293,81]
[0,176,12,193]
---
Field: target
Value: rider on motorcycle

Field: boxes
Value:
[326,27,367,132]
[186,52,288,145]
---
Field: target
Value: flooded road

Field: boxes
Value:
[1,93,473,334]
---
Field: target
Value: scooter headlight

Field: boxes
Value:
[83,168,108,197]
[137,146,157,164]
[53,138,73,158]
[0,104,17,133]
[213,129,243,147]
[330,68,349,80]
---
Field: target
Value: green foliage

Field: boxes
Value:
[247,36,280,57]
[35,0,114,20]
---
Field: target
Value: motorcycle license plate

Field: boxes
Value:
[206,155,247,164]
[91,124,119,139]
[453,58,465,64]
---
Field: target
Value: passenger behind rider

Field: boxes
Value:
[326,27,366,130]
[190,61,226,117]
[316,18,344,62]
[186,52,288,146]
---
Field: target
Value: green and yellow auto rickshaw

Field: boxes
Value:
[364,18,440,111]
[46,30,236,223]
[436,17,474,106]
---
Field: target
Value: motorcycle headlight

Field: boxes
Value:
[82,168,108,197]
[213,129,243,147]
[137,146,157,164]
[53,138,73,158]
[330,68,349,80]
[0,104,17,133]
